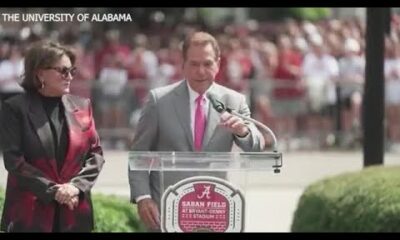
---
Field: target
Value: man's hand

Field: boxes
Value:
[55,183,80,205]
[219,111,249,137]
[137,198,160,230]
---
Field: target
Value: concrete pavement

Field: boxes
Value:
[1,150,399,232]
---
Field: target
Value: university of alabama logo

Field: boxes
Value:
[161,176,245,232]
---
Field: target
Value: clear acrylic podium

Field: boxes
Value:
[129,151,282,232]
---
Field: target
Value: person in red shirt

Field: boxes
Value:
[272,34,306,149]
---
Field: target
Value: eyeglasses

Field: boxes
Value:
[45,66,77,78]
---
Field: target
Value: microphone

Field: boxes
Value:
[206,92,278,152]
[206,92,226,113]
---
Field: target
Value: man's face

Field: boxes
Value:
[183,43,220,91]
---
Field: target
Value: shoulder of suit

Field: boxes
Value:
[213,83,245,99]
[3,92,28,109]
[151,80,183,99]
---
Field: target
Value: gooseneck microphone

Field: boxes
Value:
[206,92,278,152]
[206,92,225,113]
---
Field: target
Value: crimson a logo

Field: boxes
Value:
[161,176,245,232]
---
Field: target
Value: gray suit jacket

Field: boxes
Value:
[128,80,263,205]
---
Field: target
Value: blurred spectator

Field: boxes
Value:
[0,39,11,63]
[253,41,277,145]
[384,38,400,147]
[156,48,176,87]
[127,34,158,104]
[0,44,24,104]
[165,36,184,82]
[271,34,306,148]
[127,34,158,81]
[95,54,133,149]
[94,29,130,78]
[224,38,253,93]
[69,42,95,99]
[302,34,339,144]
[338,37,364,143]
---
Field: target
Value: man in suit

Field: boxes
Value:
[128,32,264,231]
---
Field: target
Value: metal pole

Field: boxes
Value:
[363,8,388,167]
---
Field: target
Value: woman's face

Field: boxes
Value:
[37,54,76,97]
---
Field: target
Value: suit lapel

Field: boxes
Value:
[28,93,55,159]
[62,95,82,130]
[59,95,85,177]
[203,104,220,150]
[203,86,224,149]
[173,81,194,150]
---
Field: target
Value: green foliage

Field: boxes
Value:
[291,166,400,232]
[93,193,145,232]
[0,187,145,232]
[0,187,4,217]
[288,8,332,21]
[249,8,331,22]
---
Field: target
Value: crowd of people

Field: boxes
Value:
[1,14,400,151]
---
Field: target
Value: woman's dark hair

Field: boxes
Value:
[21,40,76,92]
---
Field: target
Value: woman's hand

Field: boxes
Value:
[55,183,80,207]
[65,195,79,210]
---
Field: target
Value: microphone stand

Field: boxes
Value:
[207,93,282,173]
[225,108,278,153]
[226,108,282,173]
